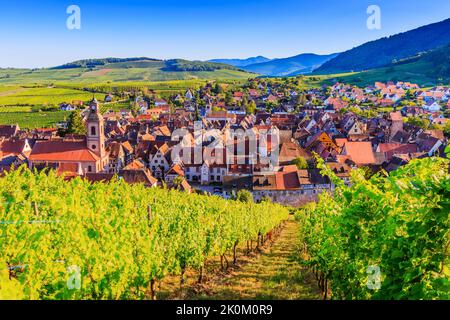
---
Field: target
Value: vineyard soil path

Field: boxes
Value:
[187,218,321,300]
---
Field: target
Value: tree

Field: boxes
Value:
[246,100,257,115]
[405,90,414,100]
[292,156,308,169]
[213,83,223,94]
[225,91,234,106]
[405,116,430,130]
[443,121,450,138]
[235,190,253,203]
[130,101,140,117]
[66,110,86,135]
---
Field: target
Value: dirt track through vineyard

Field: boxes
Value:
[184,219,320,300]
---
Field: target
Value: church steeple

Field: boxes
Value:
[86,97,106,158]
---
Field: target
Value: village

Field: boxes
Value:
[0,79,449,207]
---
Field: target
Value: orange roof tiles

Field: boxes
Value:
[123,159,145,170]
[341,142,376,165]
[29,141,100,162]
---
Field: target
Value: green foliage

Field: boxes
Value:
[51,57,161,69]
[0,111,71,129]
[164,59,243,72]
[292,156,308,169]
[443,120,450,138]
[0,87,98,106]
[246,100,257,115]
[0,267,25,300]
[332,43,450,87]
[66,110,86,135]
[296,157,450,299]
[235,190,253,203]
[0,64,253,85]
[225,91,234,106]
[405,116,430,130]
[445,145,450,158]
[0,167,289,299]
[213,83,224,94]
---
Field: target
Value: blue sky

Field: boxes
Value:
[0,0,449,68]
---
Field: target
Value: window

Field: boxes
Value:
[186,175,190,180]
[91,126,96,135]
[216,176,220,181]
[88,165,92,172]
[92,145,96,150]
[210,176,214,181]
[154,160,158,164]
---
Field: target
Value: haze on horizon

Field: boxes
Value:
[0,0,449,69]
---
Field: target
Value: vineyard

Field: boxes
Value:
[0,87,100,106]
[0,111,71,129]
[0,167,289,300]
[296,157,450,300]
[0,158,448,300]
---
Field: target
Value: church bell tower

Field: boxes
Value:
[86,97,106,158]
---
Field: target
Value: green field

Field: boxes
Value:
[0,78,251,128]
[0,110,71,129]
[318,60,445,87]
[0,66,255,85]
[0,87,99,106]
[0,86,95,128]
[326,62,438,87]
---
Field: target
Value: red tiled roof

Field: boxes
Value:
[57,163,81,177]
[377,143,403,153]
[279,142,312,164]
[167,164,185,176]
[123,159,145,170]
[0,139,27,157]
[342,142,376,165]
[29,141,100,162]
[121,141,133,153]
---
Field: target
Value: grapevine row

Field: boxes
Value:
[0,167,289,299]
[296,157,450,300]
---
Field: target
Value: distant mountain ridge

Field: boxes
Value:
[315,18,450,74]
[242,53,339,76]
[208,56,271,67]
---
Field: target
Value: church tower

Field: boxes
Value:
[86,98,106,159]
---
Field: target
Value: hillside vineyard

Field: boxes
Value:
[0,167,289,299]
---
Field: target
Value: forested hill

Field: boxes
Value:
[0,58,255,83]
[51,57,162,69]
[315,18,450,74]
[163,59,245,72]
[332,43,450,87]
[52,58,244,72]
